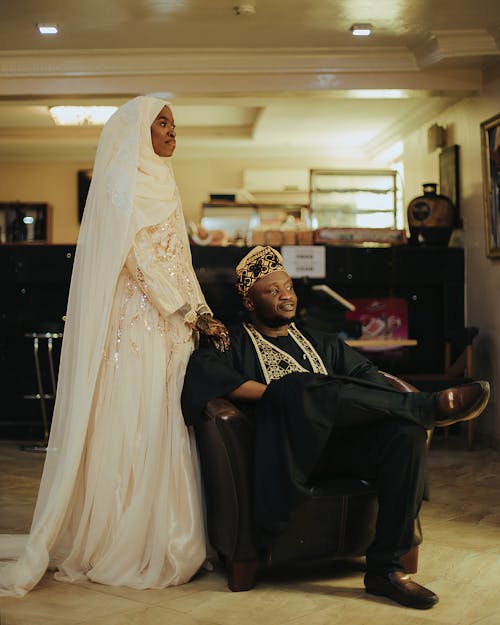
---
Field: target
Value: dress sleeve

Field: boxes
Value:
[125,218,211,324]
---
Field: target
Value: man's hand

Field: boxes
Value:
[195,314,230,352]
[228,380,267,403]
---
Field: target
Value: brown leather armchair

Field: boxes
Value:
[194,372,423,591]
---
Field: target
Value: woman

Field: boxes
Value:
[0,96,228,595]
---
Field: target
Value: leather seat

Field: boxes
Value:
[194,372,423,591]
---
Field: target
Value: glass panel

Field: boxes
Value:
[310,170,399,229]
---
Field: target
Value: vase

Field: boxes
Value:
[407,183,455,246]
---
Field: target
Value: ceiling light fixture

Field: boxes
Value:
[49,106,118,126]
[350,23,372,37]
[37,24,59,35]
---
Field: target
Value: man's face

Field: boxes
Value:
[150,105,176,157]
[245,270,297,326]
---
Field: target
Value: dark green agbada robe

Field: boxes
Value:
[182,322,430,541]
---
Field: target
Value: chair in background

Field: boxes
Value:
[194,373,423,592]
[403,326,478,450]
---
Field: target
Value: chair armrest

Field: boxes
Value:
[195,398,258,561]
[204,397,244,421]
[381,371,433,446]
[381,371,419,393]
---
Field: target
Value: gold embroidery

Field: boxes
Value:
[148,208,195,300]
[288,324,329,377]
[107,208,196,364]
[243,323,328,384]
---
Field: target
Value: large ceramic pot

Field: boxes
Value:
[407,183,455,246]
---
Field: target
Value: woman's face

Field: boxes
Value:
[150,106,176,157]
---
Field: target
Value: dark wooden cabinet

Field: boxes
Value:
[0,245,74,438]
[0,244,464,438]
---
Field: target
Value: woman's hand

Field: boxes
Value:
[195,314,230,352]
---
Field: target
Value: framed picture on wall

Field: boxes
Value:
[481,113,500,258]
[439,144,461,227]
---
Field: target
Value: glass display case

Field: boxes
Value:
[310,169,401,229]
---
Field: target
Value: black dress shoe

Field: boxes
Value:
[433,380,490,427]
[364,571,439,609]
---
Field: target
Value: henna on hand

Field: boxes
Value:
[195,314,230,351]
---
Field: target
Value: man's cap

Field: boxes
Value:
[235,245,285,296]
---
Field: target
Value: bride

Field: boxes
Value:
[0,96,228,596]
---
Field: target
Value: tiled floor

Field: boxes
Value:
[1,435,500,625]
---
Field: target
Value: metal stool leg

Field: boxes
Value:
[22,332,62,452]
[47,336,57,397]
[32,336,50,443]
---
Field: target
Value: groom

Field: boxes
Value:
[183,245,490,609]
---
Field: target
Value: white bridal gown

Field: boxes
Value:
[0,202,208,593]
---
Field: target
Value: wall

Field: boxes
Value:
[402,67,500,447]
[0,155,378,243]
[0,161,92,244]
[173,155,379,223]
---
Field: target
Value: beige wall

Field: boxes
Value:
[0,161,92,244]
[173,155,376,223]
[0,155,377,243]
[403,69,500,447]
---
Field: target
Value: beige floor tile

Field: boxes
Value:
[421,519,500,552]
[157,583,339,625]
[74,604,221,625]
[283,602,452,625]
[2,439,500,625]
[411,579,500,625]
[420,543,500,589]
[75,568,227,606]
[0,579,142,624]
[470,613,500,625]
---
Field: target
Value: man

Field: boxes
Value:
[182,245,490,610]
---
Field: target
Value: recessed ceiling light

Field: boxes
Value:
[37,24,59,35]
[350,23,372,37]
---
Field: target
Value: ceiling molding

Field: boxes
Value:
[414,29,500,68]
[0,46,486,99]
[0,48,419,78]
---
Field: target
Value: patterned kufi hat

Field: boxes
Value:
[236,245,285,296]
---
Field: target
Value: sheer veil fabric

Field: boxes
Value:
[0,96,207,595]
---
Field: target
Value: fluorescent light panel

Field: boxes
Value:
[49,106,118,126]
[37,24,59,35]
[350,23,372,36]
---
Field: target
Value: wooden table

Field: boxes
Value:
[346,339,417,349]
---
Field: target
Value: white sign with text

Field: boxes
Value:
[281,245,326,278]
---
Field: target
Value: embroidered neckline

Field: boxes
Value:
[243,322,328,384]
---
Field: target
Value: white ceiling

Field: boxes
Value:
[0,0,499,162]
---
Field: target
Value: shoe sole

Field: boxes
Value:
[435,381,490,428]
